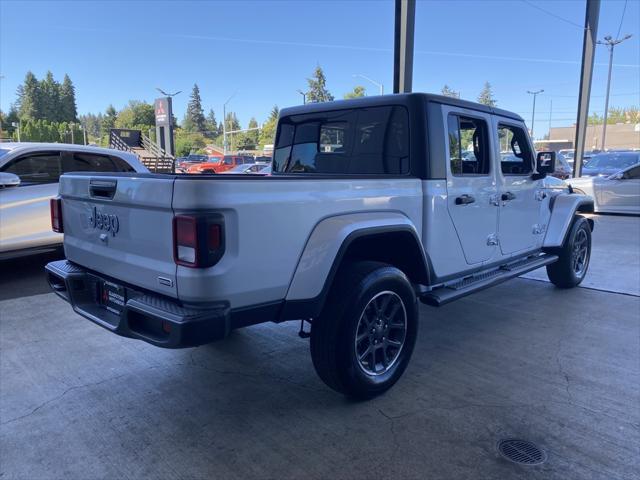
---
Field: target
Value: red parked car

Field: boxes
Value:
[187,155,254,174]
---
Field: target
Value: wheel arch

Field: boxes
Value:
[282,212,429,320]
[543,193,594,248]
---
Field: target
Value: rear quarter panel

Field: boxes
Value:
[172,177,423,308]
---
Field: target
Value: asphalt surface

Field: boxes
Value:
[1,215,639,480]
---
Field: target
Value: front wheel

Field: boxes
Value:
[546,215,591,288]
[310,261,418,399]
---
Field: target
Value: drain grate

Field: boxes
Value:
[497,439,546,465]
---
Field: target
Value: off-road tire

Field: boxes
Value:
[310,261,418,399]
[546,215,591,288]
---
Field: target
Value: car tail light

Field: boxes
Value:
[173,214,225,268]
[50,197,63,233]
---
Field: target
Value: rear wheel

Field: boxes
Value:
[310,261,418,399]
[546,215,591,288]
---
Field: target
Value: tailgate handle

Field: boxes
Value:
[89,180,117,199]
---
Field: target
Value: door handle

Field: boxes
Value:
[501,191,516,201]
[455,194,475,205]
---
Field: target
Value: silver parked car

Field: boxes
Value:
[0,143,148,259]
[570,162,640,214]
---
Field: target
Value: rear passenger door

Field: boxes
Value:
[444,107,498,265]
[494,119,541,254]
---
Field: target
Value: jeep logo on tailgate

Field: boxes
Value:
[89,206,119,236]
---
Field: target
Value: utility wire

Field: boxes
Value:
[616,0,628,40]
[520,0,585,29]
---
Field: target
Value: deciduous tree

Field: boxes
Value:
[344,86,366,99]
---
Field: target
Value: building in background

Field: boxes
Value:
[540,123,640,151]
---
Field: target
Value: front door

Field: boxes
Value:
[444,107,498,265]
[494,120,541,254]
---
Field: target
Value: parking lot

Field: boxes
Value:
[1,214,638,480]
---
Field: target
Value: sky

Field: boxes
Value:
[1,0,639,139]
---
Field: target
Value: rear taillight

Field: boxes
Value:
[173,215,224,268]
[50,197,63,233]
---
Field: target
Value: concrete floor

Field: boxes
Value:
[1,216,639,480]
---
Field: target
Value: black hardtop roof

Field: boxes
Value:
[279,92,524,122]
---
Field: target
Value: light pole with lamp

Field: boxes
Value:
[296,89,307,104]
[526,89,544,138]
[596,34,633,150]
[352,74,384,96]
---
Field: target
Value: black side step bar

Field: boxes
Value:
[420,254,558,307]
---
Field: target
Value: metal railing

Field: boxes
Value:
[109,130,175,174]
[140,133,175,174]
[109,131,132,153]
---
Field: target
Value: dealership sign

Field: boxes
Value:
[154,97,173,127]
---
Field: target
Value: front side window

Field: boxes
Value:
[2,152,61,184]
[273,106,409,174]
[447,114,490,176]
[498,124,533,175]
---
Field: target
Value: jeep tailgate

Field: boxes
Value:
[59,173,177,298]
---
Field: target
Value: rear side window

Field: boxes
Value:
[2,152,61,184]
[447,114,490,176]
[273,106,409,175]
[498,124,533,175]
[62,153,118,173]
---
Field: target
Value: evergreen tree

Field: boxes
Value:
[59,74,78,122]
[477,81,497,107]
[441,85,460,99]
[101,104,118,143]
[225,112,241,151]
[306,65,334,103]
[40,71,61,121]
[258,105,279,147]
[241,117,259,150]
[344,86,366,99]
[205,108,218,137]
[184,83,206,132]
[18,71,42,121]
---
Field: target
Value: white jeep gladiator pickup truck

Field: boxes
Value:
[46,93,594,398]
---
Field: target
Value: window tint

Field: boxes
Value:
[273,106,409,174]
[498,124,533,175]
[447,114,490,176]
[110,156,135,172]
[62,153,118,173]
[625,165,640,179]
[2,153,61,184]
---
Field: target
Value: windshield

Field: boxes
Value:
[586,153,639,169]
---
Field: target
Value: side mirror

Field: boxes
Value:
[532,151,556,180]
[0,172,20,188]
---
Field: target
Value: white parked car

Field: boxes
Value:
[46,94,593,398]
[570,163,640,214]
[0,143,147,259]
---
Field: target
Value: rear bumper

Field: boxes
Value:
[45,260,230,348]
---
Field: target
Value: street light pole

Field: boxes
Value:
[597,34,632,151]
[223,91,237,155]
[527,89,544,138]
[296,89,307,104]
[352,74,384,95]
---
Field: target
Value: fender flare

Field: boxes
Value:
[282,212,428,319]
[543,193,594,248]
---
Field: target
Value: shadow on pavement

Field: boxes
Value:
[0,249,64,301]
